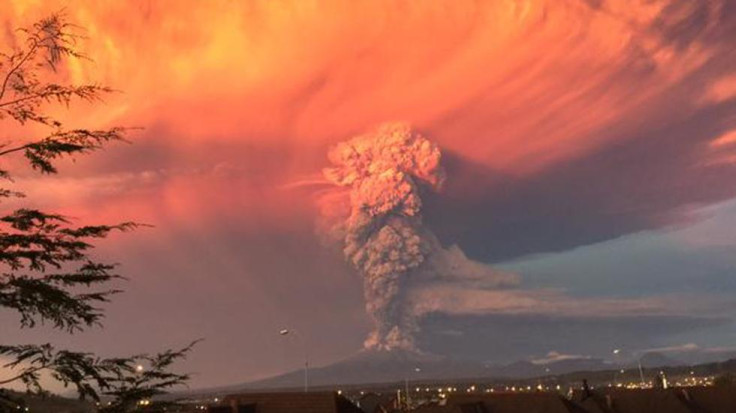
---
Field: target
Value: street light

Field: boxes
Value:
[612,348,647,387]
[637,358,646,387]
[279,328,309,392]
[612,349,621,385]
[404,367,421,408]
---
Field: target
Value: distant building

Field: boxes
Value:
[447,392,583,413]
[579,387,736,413]
[357,392,399,413]
[207,391,363,413]
[411,387,736,413]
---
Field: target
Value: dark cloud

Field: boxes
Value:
[417,312,730,362]
[426,96,736,263]
[653,1,713,50]
[422,1,736,263]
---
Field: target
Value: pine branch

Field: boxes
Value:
[0,209,141,330]
[0,13,196,409]
[0,268,123,332]
[0,127,129,174]
[0,341,198,408]
[0,84,113,109]
[0,40,37,103]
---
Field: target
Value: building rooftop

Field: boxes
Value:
[209,391,363,413]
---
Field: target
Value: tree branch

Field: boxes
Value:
[0,143,32,158]
[0,364,48,386]
[0,41,38,103]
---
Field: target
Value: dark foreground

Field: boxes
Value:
[3,385,735,412]
[205,386,735,413]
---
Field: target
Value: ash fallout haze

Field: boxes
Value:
[3,0,736,391]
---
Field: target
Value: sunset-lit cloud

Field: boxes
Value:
[703,74,736,104]
[530,351,592,365]
[2,0,727,162]
[2,0,733,255]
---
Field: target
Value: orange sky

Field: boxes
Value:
[2,0,734,229]
[6,0,731,171]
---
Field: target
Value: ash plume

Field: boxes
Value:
[320,122,518,351]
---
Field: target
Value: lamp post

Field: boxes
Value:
[279,329,309,392]
[405,367,420,409]
[612,349,621,386]
[621,348,646,387]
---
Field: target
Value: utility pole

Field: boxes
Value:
[279,329,309,392]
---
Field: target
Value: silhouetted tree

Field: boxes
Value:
[0,13,195,412]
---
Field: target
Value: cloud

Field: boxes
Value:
[531,351,593,365]
[636,343,736,356]
[702,346,736,354]
[0,0,727,156]
[2,0,734,260]
[417,312,730,363]
[639,343,700,354]
[427,95,736,262]
[703,74,736,104]
[412,285,736,319]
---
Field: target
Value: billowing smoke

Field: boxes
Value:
[321,123,518,351]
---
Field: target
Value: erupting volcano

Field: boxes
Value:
[320,123,518,351]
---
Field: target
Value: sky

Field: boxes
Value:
[2,0,736,389]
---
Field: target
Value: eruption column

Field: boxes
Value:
[322,123,445,351]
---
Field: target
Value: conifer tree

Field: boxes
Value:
[0,13,195,413]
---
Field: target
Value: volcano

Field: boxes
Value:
[247,349,489,389]
[239,349,612,390]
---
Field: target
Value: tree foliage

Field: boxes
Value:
[0,13,194,412]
